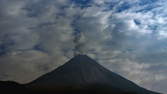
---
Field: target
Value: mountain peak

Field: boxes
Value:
[72,54,90,59]
[28,55,110,88]
[66,55,98,65]
[27,55,160,94]
[70,55,92,61]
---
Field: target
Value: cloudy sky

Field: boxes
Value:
[0,0,167,93]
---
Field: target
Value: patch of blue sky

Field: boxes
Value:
[148,25,159,31]
[0,45,7,56]
[71,0,92,8]
[104,1,137,13]
[33,44,49,54]
[138,0,158,6]
[115,2,133,12]
[136,3,161,13]
[134,19,141,25]
[102,1,118,11]
[25,1,49,17]
[0,40,15,55]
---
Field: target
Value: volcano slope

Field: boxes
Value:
[0,55,161,94]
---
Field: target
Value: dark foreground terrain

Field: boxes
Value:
[0,82,153,94]
[0,55,161,94]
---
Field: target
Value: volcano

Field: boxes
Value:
[0,55,161,94]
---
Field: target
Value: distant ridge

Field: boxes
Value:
[0,55,161,94]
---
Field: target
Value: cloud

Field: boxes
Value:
[0,0,75,83]
[0,50,52,83]
[0,0,167,93]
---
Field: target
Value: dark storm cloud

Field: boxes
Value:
[0,0,167,93]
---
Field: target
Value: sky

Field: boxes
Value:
[0,0,167,93]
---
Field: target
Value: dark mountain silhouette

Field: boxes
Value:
[0,81,29,94]
[0,55,161,94]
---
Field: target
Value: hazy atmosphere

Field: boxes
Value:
[0,0,167,93]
